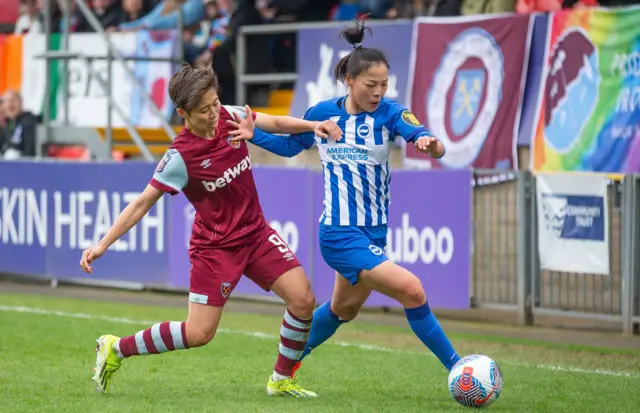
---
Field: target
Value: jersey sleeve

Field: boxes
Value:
[223,105,258,121]
[250,129,315,158]
[391,104,434,143]
[302,105,319,121]
[149,149,188,195]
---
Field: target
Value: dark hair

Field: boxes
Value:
[168,62,219,113]
[334,17,390,83]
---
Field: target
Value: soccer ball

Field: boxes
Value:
[448,354,503,408]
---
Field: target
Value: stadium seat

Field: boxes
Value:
[268,90,294,107]
[92,90,295,158]
[251,90,294,117]
[46,144,125,161]
[94,127,180,158]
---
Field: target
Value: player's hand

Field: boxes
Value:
[227,105,256,142]
[79,244,106,274]
[314,120,342,141]
[415,136,444,158]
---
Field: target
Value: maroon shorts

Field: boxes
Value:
[188,225,301,306]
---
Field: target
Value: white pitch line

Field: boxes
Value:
[1,305,638,379]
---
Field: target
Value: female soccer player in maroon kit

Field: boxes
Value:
[80,63,341,397]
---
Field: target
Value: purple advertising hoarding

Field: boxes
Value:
[0,161,169,284]
[312,169,472,309]
[0,161,49,276]
[0,161,472,310]
[290,21,413,118]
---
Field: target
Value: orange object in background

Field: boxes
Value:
[0,35,23,95]
[47,145,126,162]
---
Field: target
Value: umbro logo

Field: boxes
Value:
[201,159,211,169]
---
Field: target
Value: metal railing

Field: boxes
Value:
[236,20,412,105]
[39,0,183,160]
[471,170,640,334]
[471,171,523,314]
[532,180,623,321]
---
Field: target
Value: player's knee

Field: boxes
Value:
[186,325,217,347]
[331,301,361,321]
[399,278,427,309]
[288,288,316,320]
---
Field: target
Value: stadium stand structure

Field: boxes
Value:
[88,90,295,159]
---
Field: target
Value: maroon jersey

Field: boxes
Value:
[150,105,267,248]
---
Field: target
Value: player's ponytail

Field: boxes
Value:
[334,17,390,84]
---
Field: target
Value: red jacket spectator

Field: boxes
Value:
[516,0,598,13]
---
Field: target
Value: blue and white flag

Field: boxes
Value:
[536,173,610,275]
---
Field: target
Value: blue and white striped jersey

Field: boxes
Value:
[303,96,433,227]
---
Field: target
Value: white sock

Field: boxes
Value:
[112,339,124,360]
[272,371,290,381]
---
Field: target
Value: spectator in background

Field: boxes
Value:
[295,0,340,21]
[515,0,638,12]
[386,0,437,17]
[112,0,153,30]
[14,0,42,34]
[184,0,231,65]
[0,98,7,157]
[117,0,205,31]
[46,0,86,33]
[562,0,637,7]
[430,0,462,15]
[83,0,124,31]
[51,0,84,33]
[461,0,516,15]
[516,0,561,11]
[359,0,395,18]
[1,91,39,159]
[212,0,270,105]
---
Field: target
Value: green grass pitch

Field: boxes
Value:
[1,292,639,413]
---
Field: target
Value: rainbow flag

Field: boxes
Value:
[532,6,640,173]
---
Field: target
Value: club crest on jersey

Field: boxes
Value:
[221,282,232,298]
[401,110,421,127]
[357,123,372,139]
[227,136,241,149]
[156,151,172,172]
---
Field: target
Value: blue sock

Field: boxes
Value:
[300,301,347,360]
[405,302,461,370]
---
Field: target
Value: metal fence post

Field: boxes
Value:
[517,170,534,325]
[62,0,71,126]
[621,174,639,335]
[634,175,640,335]
[236,32,247,105]
[43,0,52,149]
[529,173,541,313]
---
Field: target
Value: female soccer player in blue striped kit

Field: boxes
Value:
[228,18,461,385]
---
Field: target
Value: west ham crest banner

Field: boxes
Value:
[405,15,533,169]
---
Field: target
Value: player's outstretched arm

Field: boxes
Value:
[254,112,316,134]
[415,136,445,159]
[228,105,342,142]
[254,112,342,140]
[392,106,445,159]
[79,185,163,274]
[251,129,315,158]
